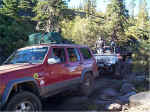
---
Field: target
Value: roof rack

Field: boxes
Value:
[40,42,57,45]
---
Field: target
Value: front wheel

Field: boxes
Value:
[80,73,94,96]
[6,91,42,111]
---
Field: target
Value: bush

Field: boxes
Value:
[0,14,35,63]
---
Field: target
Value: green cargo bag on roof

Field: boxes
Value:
[28,32,72,45]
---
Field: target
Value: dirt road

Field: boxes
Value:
[42,76,122,111]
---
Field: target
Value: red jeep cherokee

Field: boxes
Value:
[0,44,98,111]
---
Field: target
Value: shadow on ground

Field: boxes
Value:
[42,74,123,111]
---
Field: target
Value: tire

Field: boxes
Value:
[6,91,42,111]
[98,67,105,78]
[80,73,94,96]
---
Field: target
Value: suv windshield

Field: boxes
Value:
[4,47,48,64]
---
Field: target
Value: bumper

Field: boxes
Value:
[98,64,116,73]
[105,64,114,73]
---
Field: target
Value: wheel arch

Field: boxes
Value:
[2,77,40,105]
[81,68,93,81]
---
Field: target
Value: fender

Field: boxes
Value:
[1,77,39,105]
[81,68,93,81]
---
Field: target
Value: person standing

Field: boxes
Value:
[110,40,116,53]
[96,38,104,54]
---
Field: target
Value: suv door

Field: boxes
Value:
[47,47,69,85]
[65,47,83,80]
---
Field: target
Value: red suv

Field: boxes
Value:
[0,44,98,111]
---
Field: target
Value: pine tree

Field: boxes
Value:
[133,0,150,75]
[126,0,149,41]
[0,14,35,63]
[105,0,129,43]
[83,0,97,17]
[137,0,149,28]
[33,0,68,32]
[0,0,37,20]
[0,0,20,18]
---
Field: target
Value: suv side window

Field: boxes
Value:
[51,48,66,63]
[67,48,80,62]
[80,48,92,60]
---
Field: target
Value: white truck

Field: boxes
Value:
[94,44,132,78]
[94,54,119,75]
[94,46,120,76]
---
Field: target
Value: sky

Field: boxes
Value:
[68,0,150,16]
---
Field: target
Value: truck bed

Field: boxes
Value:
[94,53,118,65]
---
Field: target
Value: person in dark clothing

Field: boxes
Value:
[114,54,124,78]
[123,55,133,80]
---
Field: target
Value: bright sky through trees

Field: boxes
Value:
[68,0,150,16]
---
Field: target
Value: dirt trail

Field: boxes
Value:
[43,76,122,111]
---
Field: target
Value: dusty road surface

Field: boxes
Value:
[42,76,122,111]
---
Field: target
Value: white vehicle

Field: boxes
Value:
[94,46,119,75]
[94,54,118,65]
[94,53,119,75]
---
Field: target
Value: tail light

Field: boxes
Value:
[117,54,122,60]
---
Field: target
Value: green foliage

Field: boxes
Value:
[83,0,97,17]
[0,0,20,18]
[104,0,129,43]
[61,16,99,48]
[61,0,130,48]
[0,0,37,20]
[0,14,34,61]
[33,0,68,32]
[126,0,150,45]
[127,0,150,74]
[0,0,36,63]
[132,39,150,73]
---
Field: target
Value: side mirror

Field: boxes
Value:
[47,58,61,64]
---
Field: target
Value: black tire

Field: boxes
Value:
[98,67,105,78]
[80,72,94,96]
[6,91,42,111]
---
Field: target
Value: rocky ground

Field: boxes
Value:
[42,72,147,111]
[124,104,150,112]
